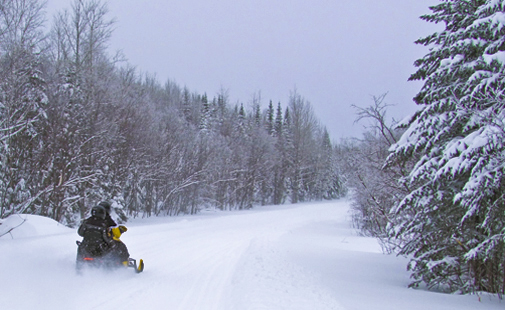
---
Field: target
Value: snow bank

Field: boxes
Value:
[0,214,72,239]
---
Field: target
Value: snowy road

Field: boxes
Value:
[0,200,502,309]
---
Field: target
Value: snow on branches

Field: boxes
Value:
[388,0,505,295]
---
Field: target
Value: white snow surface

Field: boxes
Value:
[0,200,502,310]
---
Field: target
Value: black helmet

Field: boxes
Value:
[91,205,106,219]
[98,201,111,212]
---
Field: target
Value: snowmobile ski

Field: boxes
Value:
[126,258,144,273]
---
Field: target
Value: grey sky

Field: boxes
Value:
[46,0,441,140]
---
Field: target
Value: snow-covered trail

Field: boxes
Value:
[121,202,347,310]
[0,200,502,310]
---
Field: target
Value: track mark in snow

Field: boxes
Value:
[224,237,345,310]
[176,239,249,310]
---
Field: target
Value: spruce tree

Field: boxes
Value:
[266,100,275,135]
[199,93,211,132]
[274,102,283,137]
[387,0,505,294]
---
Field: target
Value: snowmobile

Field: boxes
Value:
[76,240,144,273]
[76,225,144,274]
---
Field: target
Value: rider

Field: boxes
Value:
[109,225,130,264]
[77,201,127,261]
[77,201,116,238]
[98,201,117,228]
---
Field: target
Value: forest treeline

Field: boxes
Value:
[0,0,345,226]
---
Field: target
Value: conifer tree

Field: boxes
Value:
[387,0,505,294]
[266,100,275,135]
[274,102,283,137]
[253,103,261,127]
[199,93,211,132]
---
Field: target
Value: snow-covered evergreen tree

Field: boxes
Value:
[199,93,211,133]
[315,128,345,201]
[266,100,275,136]
[387,0,505,294]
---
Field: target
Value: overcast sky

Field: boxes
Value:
[46,0,441,140]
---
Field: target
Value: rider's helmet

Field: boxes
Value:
[91,205,107,219]
[98,201,112,213]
